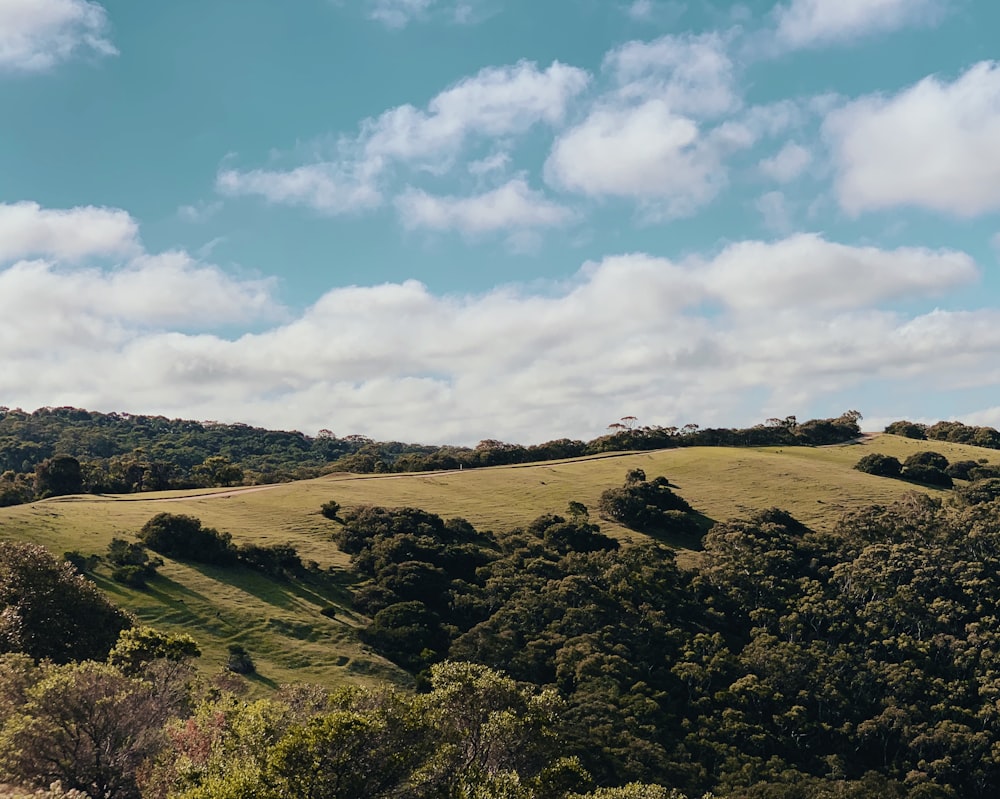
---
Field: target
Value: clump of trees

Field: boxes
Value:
[597,470,701,538]
[855,451,954,487]
[139,513,237,566]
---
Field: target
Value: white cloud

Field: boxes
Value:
[364,0,486,27]
[544,99,734,218]
[4,218,989,444]
[604,31,738,117]
[395,178,574,234]
[0,201,139,262]
[0,0,115,72]
[759,141,812,182]
[755,191,793,232]
[363,60,590,167]
[220,60,589,213]
[825,61,1000,217]
[701,234,977,311]
[216,163,382,215]
[367,0,434,28]
[772,0,946,50]
[177,201,223,223]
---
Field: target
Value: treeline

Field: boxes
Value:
[0,406,867,507]
[885,419,1000,448]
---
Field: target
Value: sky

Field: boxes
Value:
[1,0,999,445]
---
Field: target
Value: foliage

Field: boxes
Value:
[597,473,697,535]
[225,644,255,675]
[138,513,236,565]
[0,661,174,799]
[0,541,131,663]
[107,538,162,587]
[33,455,83,498]
[320,499,341,520]
[884,421,927,439]
[107,625,201,676]
[854,453,902,477]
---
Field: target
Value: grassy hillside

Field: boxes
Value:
[2,433,997,689]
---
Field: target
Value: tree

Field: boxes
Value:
[34,454,83,497]
[192,455,244,488]
[854,453,902,478]
[107,625,200,676]
[0,542,131,663]
[0,661,172,799]
[138,513,236,565]
[884,421,927,439]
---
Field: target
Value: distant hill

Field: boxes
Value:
[3,431,999,686]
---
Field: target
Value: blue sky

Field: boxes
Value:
[1,0,999,444]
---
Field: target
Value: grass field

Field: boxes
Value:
[2,433,997,689]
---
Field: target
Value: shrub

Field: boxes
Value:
[854,453,902,478]
[903,451,949,471]
[320,500,341,520]
[138,513,236,565]
[901,463,953,488]
[884,421,927,439]
[226,643,255,674]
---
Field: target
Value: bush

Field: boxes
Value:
[900,463,953,488]
[946,460,980,480]
[320,500,341,520]
[598,474,694,533]
[903,451,949,471]
[854,453,902,478]
[111,565,150,588]
[954,478,1000,506]
[226,643,255,674]
[138,513,236,565]
[884,421,927,439]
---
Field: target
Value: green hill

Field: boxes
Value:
[1,433,998,688]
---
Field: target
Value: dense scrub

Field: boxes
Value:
[326,484,1000,797]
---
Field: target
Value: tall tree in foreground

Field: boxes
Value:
[0,541,131,662]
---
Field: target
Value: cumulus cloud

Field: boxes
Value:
[772,0,947,50]
[825,61,1000,217]
[0,0,115,72]
[362,60,590,167]
[395,178,574,234]
[220,60,589,213]
[544,99,734,218]
[3,219,989,444]
[0,202,139,262]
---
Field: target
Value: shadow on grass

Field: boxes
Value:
[179,562,365,624]
[642,511,716,551]
[245,671,279,690]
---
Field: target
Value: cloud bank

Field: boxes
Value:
[1,202,988,444]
